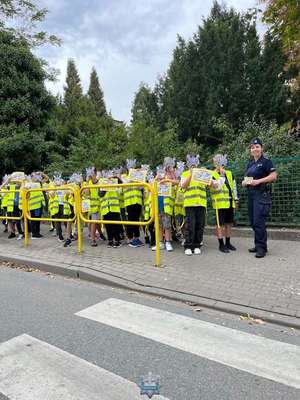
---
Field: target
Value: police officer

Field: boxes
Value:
[242,138,277,258]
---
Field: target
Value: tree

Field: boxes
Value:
[63,59,83,116]
[0,0,60,46]
[131,83,159,126]
[87,67,107,118]
[0,30,56,175]
[260,0,300,78]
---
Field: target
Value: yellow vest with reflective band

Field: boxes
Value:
[100,190,120,216]
[6,184,17,212]
[174,186,185,216]
[181,171,207,208]
[161,184,175,216]
[144,189,152,221]
[210,170,235,210]
[89,180,100,214]
[18,186,24,211]
[48,193,71,216]
[123,175,143,207]
[29,184,45,211]
[1,189,9,209]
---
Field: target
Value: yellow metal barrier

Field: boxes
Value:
[77,181,161,267]
[23,186,77,247]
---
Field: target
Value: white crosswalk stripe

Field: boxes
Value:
[76,298,300,390]
[0,334,169,400]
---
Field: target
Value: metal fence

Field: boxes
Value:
[207,156,300,228]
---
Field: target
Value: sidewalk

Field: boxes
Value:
[1,225,300,328]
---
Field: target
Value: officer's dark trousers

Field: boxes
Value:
[248,190,271,253]
[184,206,206,250]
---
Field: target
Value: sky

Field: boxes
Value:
[37,0,258,122]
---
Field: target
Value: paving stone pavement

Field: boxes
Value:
[0,224,299,322]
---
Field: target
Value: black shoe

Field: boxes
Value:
[64,238,72,247]
[8,233,16,239]
[249,247,268,253]
[3,227,8,233]
[219,244,230,253]
[91,240,98,247]
[36,234,43,238]
[255,251,266,258]
[113,242,121,248]
[49,228,54,232]
[226,243,236,251]
[107,241,114,248]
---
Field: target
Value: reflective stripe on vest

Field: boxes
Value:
[210,170,235,210]
[181,171,207,208]
[100,192,120,216]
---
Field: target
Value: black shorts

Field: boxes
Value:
[216,207,234,226]
[7,206,21,219]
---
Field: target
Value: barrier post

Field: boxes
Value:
[23,188,29,246]
[153,180,161,267]
[75,187,83,254]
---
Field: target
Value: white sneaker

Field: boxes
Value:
[152,242,165,251]
[17,234,24,240]
[185,248,193,256]
[165,241,173,252]
[194,248,201,255]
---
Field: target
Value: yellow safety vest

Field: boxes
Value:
[123,174,143,208]
[100,190,120,216]
[210,170,235,210]
[7,184,17,212]
[181,171,207,208]
[174,186,185,216]
[162,184,175,216]
[29,184,45,211]
[89,180,100,214]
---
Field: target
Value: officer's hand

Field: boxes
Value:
[249,179,260,186]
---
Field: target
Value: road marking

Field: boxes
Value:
[0,334,169,400]
[76,298,300,389]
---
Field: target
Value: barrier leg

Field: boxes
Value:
[23,189,29,247]
[153,181,160,267]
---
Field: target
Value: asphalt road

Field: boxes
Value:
[0,265,300,399]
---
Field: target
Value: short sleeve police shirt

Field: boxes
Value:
[245,156,276,192]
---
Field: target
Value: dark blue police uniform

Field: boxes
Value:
[245,156,276,255]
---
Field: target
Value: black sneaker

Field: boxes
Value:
[64,238,72,247]
[219,243,230,253]
[113,242,121,248]
[58,236,64,242]
[49,228,54,232]
[255,251,266,258]
[248,247,256,253]
[107,241,114,248]
[36,234,43,238]
[8,233,16,239]
[226,243,236,251]
[91,240,98,247]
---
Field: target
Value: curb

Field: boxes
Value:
[205,226,300,241]
[1,254,300,330]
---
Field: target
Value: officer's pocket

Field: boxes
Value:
[259,201,271,217]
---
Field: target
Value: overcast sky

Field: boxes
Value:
[37,0,258,122]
